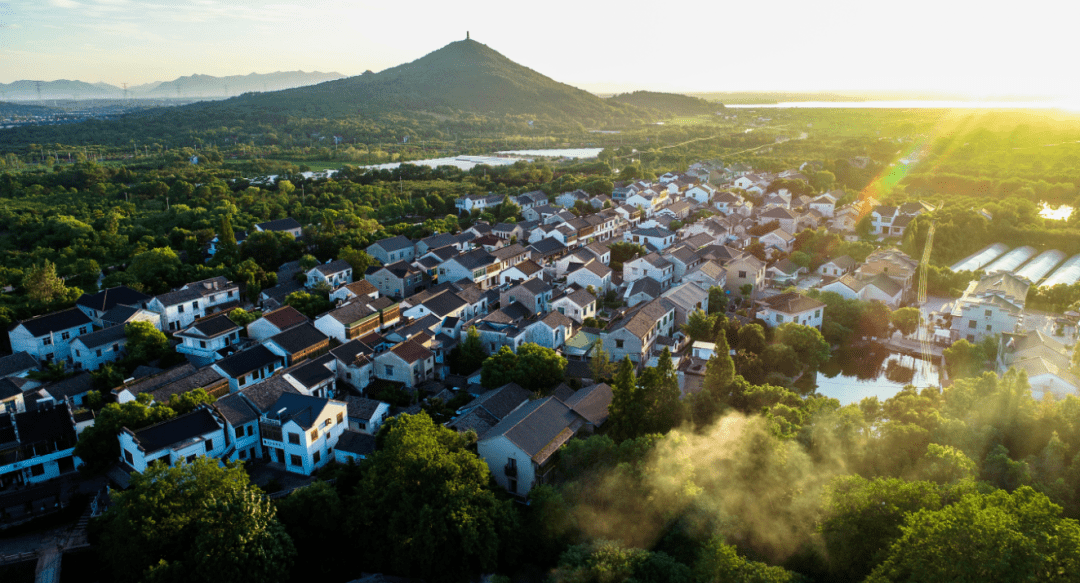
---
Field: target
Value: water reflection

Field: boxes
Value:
[807,343,940,405]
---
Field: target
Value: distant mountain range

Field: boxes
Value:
[0,71,346,101]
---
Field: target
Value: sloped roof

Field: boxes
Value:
[215,345,282,377]
[76,286,150,312]
[266,392,340,430]
[472,382,531,419]
[390,338,433,364]
[267,323,329,355]
[0,352,37,377]
[262,306,309,330]
[256,218,302,232]
[335,431,376,456]
[73,324,127,349]
[130,407,221,453]
[214,392,261,426]
[482,396,582,463]
[314,259,352,275]
[759,292,825,314]
[239,375,300,412]
[344,396,387,421]
[15,308,92,337]
[563,383,613,426]
[185,314,238,338]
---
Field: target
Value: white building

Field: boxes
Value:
[176,314,241,367]
[8,308,93,365]
[118,406,228,473]
[70,324,127,371]
[147,277,239,332]
[0,403,82,489]
[755,292,825,330]
[257,393,347,475]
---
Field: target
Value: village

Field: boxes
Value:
[1,155,1076,525]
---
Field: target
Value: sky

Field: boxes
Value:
[2,0,1079,98]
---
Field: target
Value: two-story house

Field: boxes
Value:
[70,324,128,371]
[366,235,416,265]
[264,323,331,366]
[439,248,501,290]
[366,261,425,299]
[146,277,239,332]
[551,287,598,324]
[256,393,347,475]
[118,405,228,473]
[623,253,674,290]
[373,338,435,387]
[601,298,678,364]
[248,306,309,342]
[500,279,553,315]
[755,292,825,330]
[306,259,353,290]
[625,227,676,251]
[211,345,285,393]
[176,314,241,366]
[8,308,93,365]
[75,286,150,326]
[950,272,1029,343]
[0,403,82,488]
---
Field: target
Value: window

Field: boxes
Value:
[384,365,394,376]
[986,325,992,332]
[967,334,975,342]
[199,341,207,349]
[313,451,321,464]
[124,449,134,464]
[337,412,344,424]
[616,339,624,349]
[193,301,199,309]
[112,343,119,351]
[205,438,214,451]
[43,337,52,346]
[985,309,993,317]
[310,429,318,441]
[323,418,331,428]
[178,304,185,313]
[508,477,518,494]
[235,427,244,438]
[968,320,977,329]
[238,376,247,387]
[30,464,45,477]
[815,310,821,318]
[75,349,81,357]
[239,449,247,460]
[61,331,70,340]
[776,314,784,323]
[79,327,87,334]
[290,454,302,467]
[739,271,747,278]
[247,425,254,437]
[288,433,300,445]
[227,290,234,298]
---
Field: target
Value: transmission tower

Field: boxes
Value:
[918,221,936,367]
[121,82,129,101]
[34,81,42,102]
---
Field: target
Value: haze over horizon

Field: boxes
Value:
[3,0,1078,99]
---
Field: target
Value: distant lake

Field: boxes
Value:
[728,100,1073,110]
[494,148,603,158]
[808,344,941,405]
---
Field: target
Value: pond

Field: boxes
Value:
[804,344,941,405]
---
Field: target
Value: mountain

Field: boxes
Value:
[0,79,119,101]
[144,71,346,98]
[210,39,635,121]
[607,91,723,115]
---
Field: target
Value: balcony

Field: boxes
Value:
[504,463,517,477]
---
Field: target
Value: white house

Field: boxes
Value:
[176,314,241,367]
[755,292,825,330]
[212,391,264,463]
[248,306,310,342]
[366,235,415,265]
[8,308,93,365]
[344,396,391,435]
[625,227,676,251]
[70,324,127,371]
[305,259,353,289]
[817,255,856,277]
[551,288,598,324]
[257,393,347,475]
[118,405,228,473]
[147,277,239,332]
[684,184,717,205]
[211,345,286,393]
[623,253,674,289]
[950,272,1029,343]
[0,403,82,489]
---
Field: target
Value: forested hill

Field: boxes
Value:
[218,39,631,119]
[0,101,56,117]
[608,90,723,115]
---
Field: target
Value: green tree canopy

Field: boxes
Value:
[125,320,170,365]
[93,458,295,583]
[127,247,182,295]
[347,413,519,582]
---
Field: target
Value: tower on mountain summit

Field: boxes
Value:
[467,31,470,39]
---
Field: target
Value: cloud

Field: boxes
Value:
[47,0,80,8]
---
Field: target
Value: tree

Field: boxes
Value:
[553,540,690,583]
[338,246,377,275]
[703,333,735,398]
[682,309,718,342]
[94,458,295,583]
[943,339,988,379]
[774,322,830,371]
[347,413,518,582]
[694,537,801,583]
[23,260,71,305]
[739,283,754,298]
[810,170,836,192]
[275,481,348,581]
[229,307,259,328]
[216,214,238,264]
[127,247,183,295]
[790,251,812,269]
[857,301,892,339]
[480,346,518,389]
[708,286,729,314]
[737,323,768,355]
[638,348,683,434]
[167,388,215,415]
[889,307,921,337]
[454,326,487,374]
[124,321,169,365]
[866,487,1080,583]
[607,357,643,442]
[284,290,332,319]
[589,338,615,381]
[514,342,568,393]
